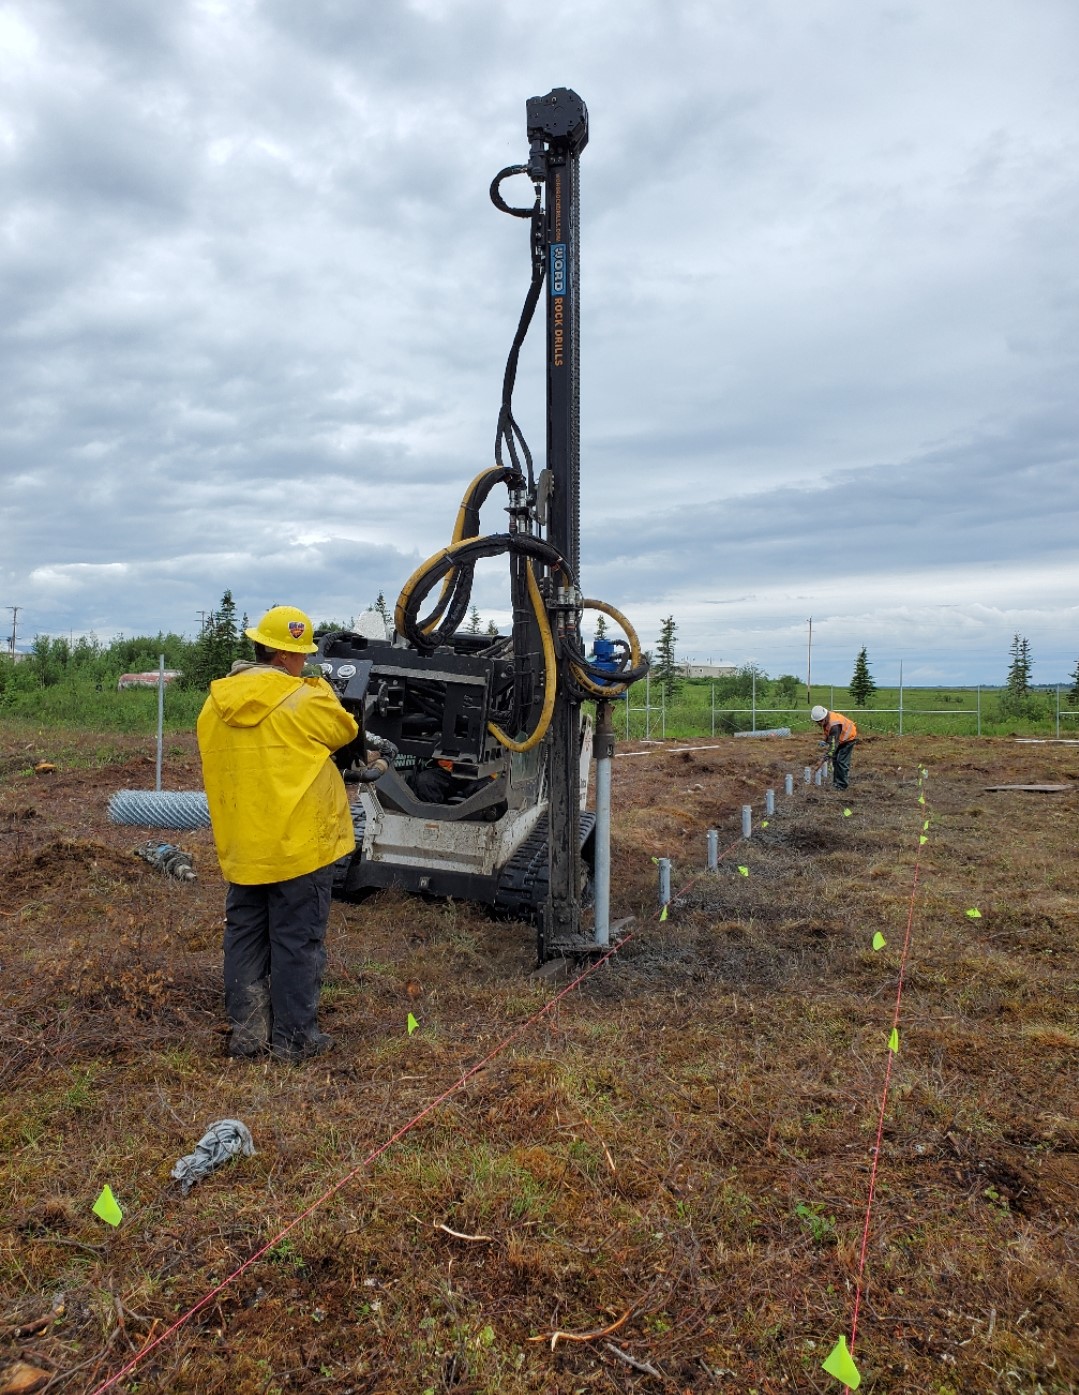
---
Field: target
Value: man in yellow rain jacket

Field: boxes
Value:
[811,704,858,792]
[197,605,359,1061]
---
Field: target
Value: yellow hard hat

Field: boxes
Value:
[245,605,318,654]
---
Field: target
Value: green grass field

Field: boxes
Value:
[4,664,1077,743]
[619,679,1079,741]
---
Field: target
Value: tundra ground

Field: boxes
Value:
[1,726,1076,1394]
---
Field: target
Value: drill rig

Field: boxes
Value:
[314,89,646,960]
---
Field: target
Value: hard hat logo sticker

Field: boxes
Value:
[288,621,307,639]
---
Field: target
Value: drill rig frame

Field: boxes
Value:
[314,89,646,961]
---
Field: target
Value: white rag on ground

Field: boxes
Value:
[171,1119,255,1194]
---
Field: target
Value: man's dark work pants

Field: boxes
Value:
[833,740,855,792]
[224,865,334,1056]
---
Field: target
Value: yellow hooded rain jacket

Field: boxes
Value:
[197,665,359,885]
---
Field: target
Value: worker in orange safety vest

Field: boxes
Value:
[810,705,858,792]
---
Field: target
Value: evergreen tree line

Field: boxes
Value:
[4,594,1078,718]
[639,622,1079,711]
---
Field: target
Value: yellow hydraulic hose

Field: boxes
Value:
[486,560,557,752]
[570,598,645,698]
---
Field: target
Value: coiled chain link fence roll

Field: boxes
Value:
[108,790,211,830]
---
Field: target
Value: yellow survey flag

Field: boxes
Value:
[918,794,925,805]
[92,1185,122,1227]
[888,1028,899,1053]
[737,865,749,877]
[659,904,669,921]
[407,1012,419,1035]
[919,834,928,845]
[872,931,886,951]
[822,1334,861,1388]
[966,907,982,919]
[843,808,852,817]
[762,819,769,827]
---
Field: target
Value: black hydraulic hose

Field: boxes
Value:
[396,532,573,654]
[490,166,545,489]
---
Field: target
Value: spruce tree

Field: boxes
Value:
[1006,633,1032,698]
[848,647,876,706]
[653,615,680,701]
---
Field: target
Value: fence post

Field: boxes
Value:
[977,685,981,737]
[898,660,904,737]
[155,654,165,793]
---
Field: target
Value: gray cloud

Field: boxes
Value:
[1,0,1076,683]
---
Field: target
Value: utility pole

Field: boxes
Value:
[806,617,813,704]
[6,606,19,659]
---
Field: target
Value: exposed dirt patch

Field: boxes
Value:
[1,727,1077,1393]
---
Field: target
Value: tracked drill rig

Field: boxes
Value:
[314,89,647,960]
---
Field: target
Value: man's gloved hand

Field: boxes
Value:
[363,731,399,762]
[357,752,389,783]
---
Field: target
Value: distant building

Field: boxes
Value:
[679,663,738,679]
[117,671,183,691]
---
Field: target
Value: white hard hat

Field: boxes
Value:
[810,705,828,722]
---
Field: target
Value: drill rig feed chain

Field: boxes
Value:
[318,89,647,961]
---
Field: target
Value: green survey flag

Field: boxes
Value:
[407,1012,419,1035]
[888,1028,899,1053]
[659,904,669,921]
[872,931,886,951]
[966,907,982,919]
[843,807,852,817]
[92,1185,122,1227]
[822,1335,861,1389]
[737,865,749,877]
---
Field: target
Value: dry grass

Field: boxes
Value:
[1,727,1077,1393]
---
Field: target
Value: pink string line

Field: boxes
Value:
[90,922,664,1394]
[88,781,785,1392]
[849,782,927,1353]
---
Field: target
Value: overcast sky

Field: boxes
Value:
[2,0,1076,685]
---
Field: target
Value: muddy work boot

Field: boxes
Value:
[271,1031,335,1063]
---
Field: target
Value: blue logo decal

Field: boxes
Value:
[550,243,567,296]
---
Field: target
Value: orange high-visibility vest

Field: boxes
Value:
[825,710,857,744]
